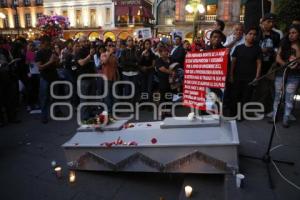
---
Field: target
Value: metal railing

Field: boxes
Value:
[185,15,217,22]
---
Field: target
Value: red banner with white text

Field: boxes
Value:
[183,48,229,111]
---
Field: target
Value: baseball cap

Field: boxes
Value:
[262,13,276,22]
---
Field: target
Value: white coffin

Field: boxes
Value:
[62,120,239,174]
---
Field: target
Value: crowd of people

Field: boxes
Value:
[0,14,299,128]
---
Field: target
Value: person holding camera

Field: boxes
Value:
[35,36,60,124]
[75,35,97,122]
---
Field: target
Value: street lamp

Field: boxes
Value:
[185,0,205,40]
[12,0,19,36]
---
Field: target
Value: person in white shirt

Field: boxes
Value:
[224,23,245,57]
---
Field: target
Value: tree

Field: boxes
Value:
[276,0,300,30]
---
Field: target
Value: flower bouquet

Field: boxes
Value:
[83,111,115,126]
[37,15,70,37]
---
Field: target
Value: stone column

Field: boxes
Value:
[217,0,231,21]
[231,0,241,23]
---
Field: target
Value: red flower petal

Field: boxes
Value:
[151,138,157,144]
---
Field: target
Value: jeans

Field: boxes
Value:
[79,79,96,121]
[122,74,140,103]
[40,77,63,120]
[104,80,115,114]
[273,75,300,118]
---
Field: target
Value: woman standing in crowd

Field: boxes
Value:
[155,46,173,117]
[230,27,262,119]
[139,39,156,102]
[100,40,119,114]
[26,42,40,111]
[272,24,300,128]
[120,36,140,103]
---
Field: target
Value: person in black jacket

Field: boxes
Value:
[119,36,140,103]
[0,38,21,126]
[170,36,186,68]
[139,39,156,102]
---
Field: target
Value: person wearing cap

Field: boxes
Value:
[256,13,281,75]
[170,35,186,68]
[254,13,281,114]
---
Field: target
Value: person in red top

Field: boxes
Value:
[100,41,119,114]
[191,36,205,52]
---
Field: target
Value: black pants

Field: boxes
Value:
[28,74,40,108]
[230,80,254,116]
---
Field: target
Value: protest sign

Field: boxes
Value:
[183,48,229,111]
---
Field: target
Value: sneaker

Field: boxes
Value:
[289,114,296,121]
[266,111,273,118]
[282,116,290,128]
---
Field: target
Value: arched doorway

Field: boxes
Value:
[74,32,85,39]
[89,32,100,41]
[118,31,130,40]
[185,32,193,43]
[103,31,116,41]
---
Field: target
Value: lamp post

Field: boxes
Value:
[185,0,205,41]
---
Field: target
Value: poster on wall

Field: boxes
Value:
[135,28,152,40]
[183,48,229,112]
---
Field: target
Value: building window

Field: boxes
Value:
[36,0,43,5]
[0,0,7,7]
[3,15,8,28]
[206,4,217,15]
[25,13,31,27]
[240,5,245,15]
[90,9,96,27]
[76,10,82,27]
[105,7,111,24]
[24,0,30,6]
[36,13,43,20]
[14,14,19,28]
[62,10,68,18]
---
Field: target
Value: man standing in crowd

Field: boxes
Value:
[0,38,20,126]
[36,36,60,124]
[75,35,97,122]
[170,36,186,68]
[120,36,140,103]
[255,13,281,114]
[230,27,262,119]
[224,23,245,56]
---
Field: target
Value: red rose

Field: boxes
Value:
[151,138,157,144]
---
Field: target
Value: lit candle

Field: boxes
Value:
[54,166,62,178]
[184,185,193,198]
[51,160,57,168]
[69,171,76,183]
